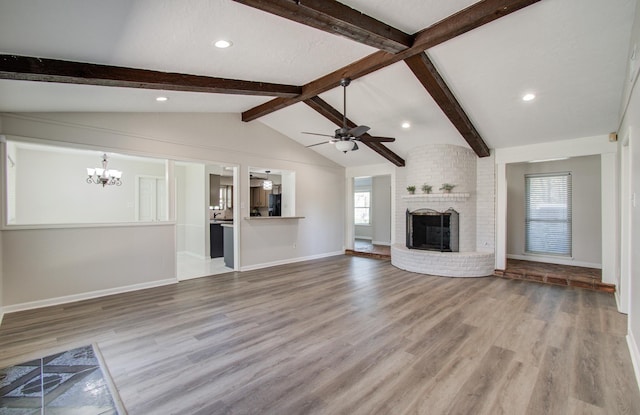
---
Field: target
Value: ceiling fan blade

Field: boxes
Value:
[352,141,359,151]
[306,141,331,148]
[302,131,335,138]
[359,136,395,143]
[348,125,370,137]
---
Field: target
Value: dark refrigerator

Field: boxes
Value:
[268,194,281,216]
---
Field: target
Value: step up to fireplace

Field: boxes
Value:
[391,244,494,277]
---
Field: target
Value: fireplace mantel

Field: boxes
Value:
[401,192,470,202]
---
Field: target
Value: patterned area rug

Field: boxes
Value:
[0,344,125,414]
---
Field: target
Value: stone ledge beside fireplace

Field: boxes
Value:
[391,244,494,278]
[401,192,470,202]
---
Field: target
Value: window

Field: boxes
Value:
[525,172,572,256]
[218,186,233,210]
[354,191,370,225]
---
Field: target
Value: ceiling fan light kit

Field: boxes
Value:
[304,78,393,153]
[335,140,355,153]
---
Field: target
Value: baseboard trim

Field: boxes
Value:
[506,254,601,269]
[2,278,178,314]
[615,291,628,315]
[627,331,640,393]
[0,308,4,326]
[240,251,344,272]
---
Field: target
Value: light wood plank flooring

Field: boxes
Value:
[1,256,639,414]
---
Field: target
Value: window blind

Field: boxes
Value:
[525,172,572,256]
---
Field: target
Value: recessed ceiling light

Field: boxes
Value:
[522,93,536,102]
[156,96,168,102]
[214,39,232,49]
[401,121,411,129]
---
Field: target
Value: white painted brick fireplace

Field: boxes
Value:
[392,144,494,277]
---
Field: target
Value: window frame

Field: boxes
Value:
[354,190,371,225]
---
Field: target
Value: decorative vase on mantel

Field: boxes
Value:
[406,185,416,195]
[421,184,432,194]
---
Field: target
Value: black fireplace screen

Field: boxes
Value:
[406,208,459,252]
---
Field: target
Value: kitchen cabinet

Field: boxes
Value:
[250,187,269,207]
[209,174,221,207]
[251,186,281,207]
[210,223,223,258]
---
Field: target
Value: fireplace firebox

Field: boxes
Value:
[406,208,459,252]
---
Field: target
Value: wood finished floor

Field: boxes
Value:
[1,256,639,414]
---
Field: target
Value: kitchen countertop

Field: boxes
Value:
[210,219,234,224]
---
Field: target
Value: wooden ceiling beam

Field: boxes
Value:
[232,0,413,53]
[242,0,540,122]
[304,96,405,166]
[405,52,490,157]
[0,54,302,97]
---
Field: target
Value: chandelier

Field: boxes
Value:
[262,170,273,190]
[86,153,122,187]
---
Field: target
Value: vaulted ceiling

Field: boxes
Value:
[0,0,636,167]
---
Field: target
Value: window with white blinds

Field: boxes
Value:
[354,191,371,225]
[525,172,572,256]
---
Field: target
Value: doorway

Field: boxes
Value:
[175,161,236,280]
[136,176,166,221]
[352,175,391,256]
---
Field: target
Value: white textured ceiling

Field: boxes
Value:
[0,0,636,167]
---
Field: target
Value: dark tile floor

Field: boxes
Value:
[496,258,615,292]
[0,345,122,414]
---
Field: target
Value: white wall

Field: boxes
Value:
[619,0,640,387]
[372,175,392,245]
[175,163,207,258]
[0,112,345,309]
[2,224,175,309]
[280,171,296,217]
[506,156,602,267]
[175,164,186,252]
[476,154,495,252]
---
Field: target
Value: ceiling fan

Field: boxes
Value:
[304,78,395,153]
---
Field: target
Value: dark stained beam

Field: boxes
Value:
[242,0,540,121]
[405,52,490,157]
[304,96,405,166]
[0,54,301,98]
[232,0,413,53]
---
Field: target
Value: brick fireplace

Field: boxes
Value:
[391,144,494,277]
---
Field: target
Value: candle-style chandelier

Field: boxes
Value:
[262,170,273,190]
[86,153,122,187]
